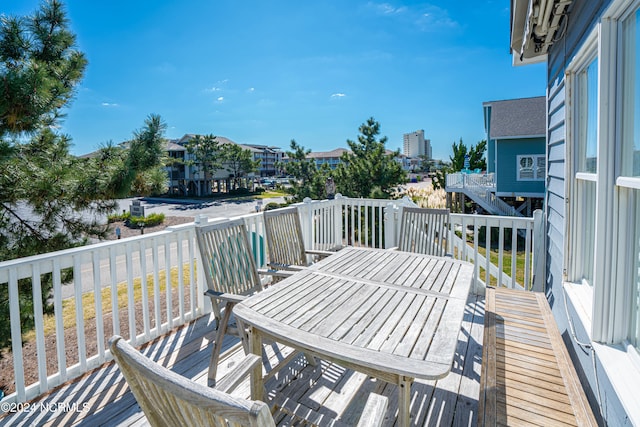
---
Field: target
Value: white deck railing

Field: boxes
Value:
[0,196,543,406]
[445,172,521,217]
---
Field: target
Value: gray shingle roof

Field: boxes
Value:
[484,96,546,139]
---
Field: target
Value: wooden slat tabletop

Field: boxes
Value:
[235,247,474,381]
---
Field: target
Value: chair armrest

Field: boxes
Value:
[204,289,245,304]
[257,268,296,278]
[304,249,334,258]
[215,353,262,394]
[267,263,307,272]
[356,393,388,427]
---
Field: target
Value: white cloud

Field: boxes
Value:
[330,93,346,99]
[247,87,255,93]
[416,6,458,31]
[101,102,119,107]
[217,96,224,102]
[366,2,458,32]
[205,79,230,93]
[368,2,407,15]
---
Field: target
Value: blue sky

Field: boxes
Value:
[6,1,546,160]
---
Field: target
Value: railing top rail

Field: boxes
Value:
[0,226,196,270]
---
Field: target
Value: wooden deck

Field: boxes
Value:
[478,288,597,426]
[1,294,485,426]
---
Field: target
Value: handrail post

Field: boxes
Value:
[384,202,398,249]
[532,209,546,292]
[302,197,314,251]
[334,194,344,249]
[194,215,213,314]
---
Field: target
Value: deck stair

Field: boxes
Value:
[446,173,523,217]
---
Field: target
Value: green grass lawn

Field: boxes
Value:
[22,265,191,342]
[254,190,287,199]
[457,242,529,289]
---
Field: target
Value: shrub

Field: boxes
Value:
[265,202,288,211]
[127,213,165,228]
[108,212,131,223]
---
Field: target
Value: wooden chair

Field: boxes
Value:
[195,218,274,386]
[263,206,333,271]
[109,335,388,427]
[397,207,450,257]
[196,218,303,386]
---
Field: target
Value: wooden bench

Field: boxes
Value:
[478,287,597,426]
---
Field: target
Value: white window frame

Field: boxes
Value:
[516,154,545,181]
[566,30,599,291]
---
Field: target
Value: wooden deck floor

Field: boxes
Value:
[1,294,484,427]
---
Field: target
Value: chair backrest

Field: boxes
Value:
[109,336,275,427]
[263,206,308,267]
[196,218,263,297]
[398,207,450,256]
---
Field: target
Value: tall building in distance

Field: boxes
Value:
[403,130,432,159]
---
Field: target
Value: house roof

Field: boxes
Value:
[176,134,237,146]
[483,96,546,139]
[166,140,185,151]
[306,148,350,158]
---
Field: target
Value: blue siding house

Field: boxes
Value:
[483,96,546,199]
[512,0,640,425]
[445,97,546,217]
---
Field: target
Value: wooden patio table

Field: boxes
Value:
[234,246,474,427]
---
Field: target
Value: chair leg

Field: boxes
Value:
[208,302,235,387]
[304,352,318,366]
[236,318,250,355]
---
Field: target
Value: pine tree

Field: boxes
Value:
[334,117,406,198]
[0,1,167,349]
[278,140,332,202]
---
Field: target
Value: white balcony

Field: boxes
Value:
[0,196,547,425]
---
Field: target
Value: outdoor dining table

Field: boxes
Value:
[233,246,474,427]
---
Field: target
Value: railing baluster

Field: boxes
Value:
[140,240,151,340]
[165,235,173,329]
[498,225,505,287]
[485,221,491,286]
[92,251,105,363]
[511,220,518,289]
[364,201,369,247]
[152,239,161,333]
[9,267,25,401]
[73,256,87,371]
[188,230,197,319]
[109,247,120,337]
[473,218,480,292]
[524,220,532,290]
[53,259,67,382]
[177,235,185,324]
[32,263,47,393]
[125,244,136,345]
